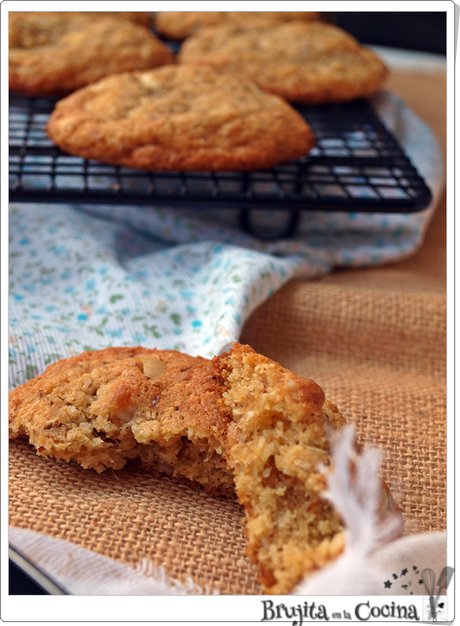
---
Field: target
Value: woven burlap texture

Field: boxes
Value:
[241,281,447,537]
[9,276,446,595]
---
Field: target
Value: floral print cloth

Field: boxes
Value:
[9,92,444,389]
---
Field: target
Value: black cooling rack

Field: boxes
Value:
[9,93,432,236]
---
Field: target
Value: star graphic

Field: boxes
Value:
[401,568,408,576]
[384,580,392,589]
[392,573,398,579]
[419,579,424,584]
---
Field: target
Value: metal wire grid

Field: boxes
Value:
[9,94,431,214]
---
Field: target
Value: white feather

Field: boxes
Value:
[294,426,403,595]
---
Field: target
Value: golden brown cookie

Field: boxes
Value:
[46,64,315,172]
[179,21,388,104]
[9,346,234,496]
[9,342,398,593]
[9,343,348,592]
[9,12,175,96]
[155,11,323,40]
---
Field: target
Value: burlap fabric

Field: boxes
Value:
[9,69,446,595]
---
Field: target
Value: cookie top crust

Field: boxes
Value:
[46,64,315,172]
[9,347,231,473]
[9,12,175,96]
[73,12,153,26]
[155,11,323,40]
[9,11,154,28]
[179,21,388,104]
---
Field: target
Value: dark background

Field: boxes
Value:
[334,12,447,55]
[9,561,47,595]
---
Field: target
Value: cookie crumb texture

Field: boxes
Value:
[9,343,346,593]
[179,21,388,104]
[46,65,315,171]
[213,344,346,594]
[9,12,174,96]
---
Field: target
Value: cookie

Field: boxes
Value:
[9,343,398,593]
[9,346,234,496]
[155,11,323,40]
[9,12,175,96]
[179,21,388,104]
[46,64,315,172]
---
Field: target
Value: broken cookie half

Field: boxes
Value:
[9,342,395,594]
[9,346,234,497]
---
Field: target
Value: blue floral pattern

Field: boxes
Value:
[9,93,444,389]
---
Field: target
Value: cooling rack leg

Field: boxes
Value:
[239,208,300,239]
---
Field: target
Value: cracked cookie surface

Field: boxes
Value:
[9,12,174,96]
[179,21,388,104]
[46,64,315,171]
